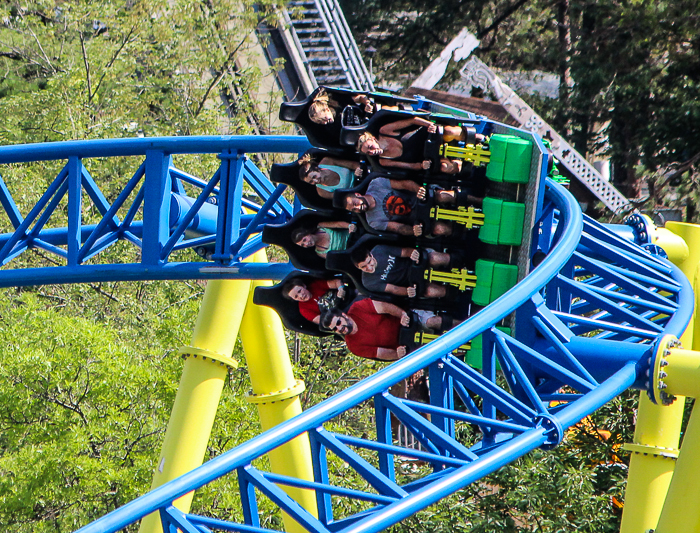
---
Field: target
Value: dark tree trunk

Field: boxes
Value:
[557,0,574,137]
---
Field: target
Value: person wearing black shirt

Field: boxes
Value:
[351,244,458,298]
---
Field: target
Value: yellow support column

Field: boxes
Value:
[140,278,250,533]
[663,222,700,349]
[619,222,699,533]
[619,394,683,533]
[653,347,700,533]
[239,275,317,533]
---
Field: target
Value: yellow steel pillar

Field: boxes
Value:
[663,222,700,349]
[239,273,317,533]
[653,346,700,532]
[619,222,697,533]
[619,394,683,533]
[140,278,250,533]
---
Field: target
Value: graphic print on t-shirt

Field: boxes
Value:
[380,189,415,223]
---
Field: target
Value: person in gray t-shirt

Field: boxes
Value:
[339,177,470,237]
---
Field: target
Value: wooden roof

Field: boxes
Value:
[405,87,520,126]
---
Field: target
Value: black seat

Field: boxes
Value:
[339,109,418,148]
[279,87,420,151]
[279,88,364,151]
[261,209,358,272]
[253,270,346,337]
[326,234,467,312]
[330,172,464,245]
[339,108,491,184]
[269,148,365,213]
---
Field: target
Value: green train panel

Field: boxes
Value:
[486,134,532,184]
[472,259,519,306]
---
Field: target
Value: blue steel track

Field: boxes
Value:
[0,135,692,533]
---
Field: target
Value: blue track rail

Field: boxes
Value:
[0,136,310,287]
[1,134,692,532]
[72,180,691,533]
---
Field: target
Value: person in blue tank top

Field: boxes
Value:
[298,153,362,200]
[291,221,357,258]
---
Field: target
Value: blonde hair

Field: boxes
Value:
[308,89,339,124]
[356,131,377,152]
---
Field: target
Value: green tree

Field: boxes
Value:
[0,0,286,143]
[0,292,182,531]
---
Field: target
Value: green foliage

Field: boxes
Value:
[0,292,179,531]
[341,0,700,203]
[0,0,286,143]
[0,1,298,528]
[338,0,559,85]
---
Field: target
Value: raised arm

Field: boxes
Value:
[386,221,419,236]
[372,300,410,326]
[327,279,343,289]
[384,283,418,298]
[389,179,423,194]
[318,220,351,229]
[375,347,403,361]
[319,156,360,171]
[379,116,433,136]
[316,187,334,200]
[377,159,424,171]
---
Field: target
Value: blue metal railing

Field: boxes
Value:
[2,132,692,533]
[0,136,311,288]
[75,181,578,533]
[75,179,693,533]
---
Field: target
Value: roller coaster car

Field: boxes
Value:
[279,86,418,151]
[325,234,474,314]
[338,109,490,180]
[253,271,356,338]
[331,173,486,243]
[261,209,360,272]
[269,148,365,213]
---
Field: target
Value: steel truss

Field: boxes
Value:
[0,136,310,288]
[74,179,692,533]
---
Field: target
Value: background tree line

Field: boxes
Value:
[340,0,700,212]
[0,0,689,532]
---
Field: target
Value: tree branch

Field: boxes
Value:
[25,22,57,74]
[477,0,532,40]
[654,151,700,192]
[0,50,23,60]
[194,34,250,118]
[79,33,92,101]
[91,26,138,100]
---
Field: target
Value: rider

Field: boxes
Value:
[356,116,486,174]
[350,244,461,298]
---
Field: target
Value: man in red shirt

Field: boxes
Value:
[320,298,447,360]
